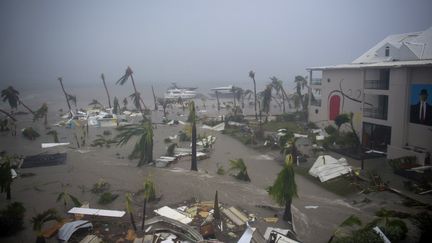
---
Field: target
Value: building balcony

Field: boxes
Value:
[310,78,322,85]
[363,107,388,120]
[364,79,389,90]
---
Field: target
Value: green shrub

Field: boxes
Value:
[98,192,118,205]
[0,202,26,237]
[216,163,225,175]
[388,156,418,171]
[324,125,337,135]
[91,179,110,194]
[382,219,408,241]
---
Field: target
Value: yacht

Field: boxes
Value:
[164,88,196,100]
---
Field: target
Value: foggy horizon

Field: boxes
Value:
[1,0,431,90]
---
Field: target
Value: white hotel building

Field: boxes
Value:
[307,26,432,164]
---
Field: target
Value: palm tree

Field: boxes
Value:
[113,97,121,114]
[0,156,13,200]
[1,86,35,114]
[116,66,146,120]
[270,76,288,113]
[57,77,72,115]
[125,193,138,232]
[151,85,158,111]
[229,158,251,181]
[31,208,60,243]
[56,190,81,209]
[215,91,221,112]
[189,101,198,171]
[116,121,153,166]
[101,73,112,109]
[268,154,298,222]
[33,103,48,126]
[158,98,170,118]
[141,176,156,232]
[242,89,253,109]
[123,97,128,111]
[47,130,59,143]
[294,75,309,112]
[261,84,273,122]
[249,70,258,120]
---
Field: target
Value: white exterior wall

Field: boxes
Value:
[309,69,364,133]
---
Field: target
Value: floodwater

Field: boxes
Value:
[0,83,409,242]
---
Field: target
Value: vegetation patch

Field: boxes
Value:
[91,179,111,194]
[98,192,119,205]
[0,202,26,237]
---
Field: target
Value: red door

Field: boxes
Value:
[329,95,340,120]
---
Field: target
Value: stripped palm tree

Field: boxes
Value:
[242,89,253,109]
[151,85,158,111]
[101,73,112,109]
[116,66,146,120]
[189,101,198,171]
[0,156,13,200]
[268,154,298,222]
[249,70,258,120]
[157,98,170,118]
[215,91,221,112]
[88,99,103,109]
[1,86,35,114]
[294,75,309,112]
[116,121,153,166]
[123,97,128,111]
[33,103,48,126]
[57,77,73,115]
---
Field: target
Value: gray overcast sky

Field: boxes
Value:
[0,0,431,89]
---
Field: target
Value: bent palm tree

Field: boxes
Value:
[261,84,273,122]
[270,76,288,113]
[31,208,60,243]
[1,86,34,114]
[151,85,158,111]
[249,70,258,120]
[116,66,146,120]
[113,97,121,114]
[189,101,198,171]
[229,158,251,181]
[268,154,298,222]
[116,121,153,166]
[101,73,112,109]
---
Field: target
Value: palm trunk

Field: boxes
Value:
[102,77,112,109]
[18,99,35,115]
[283,198,292,222]
[191,119,197,171]
[58,78,72,113]
[6,184,11,200]
[0,109,16,121]
[253,78,258,120]
[44,114,47,126]
[141,198,147,232]
[215,91,220,112]
[282,93,286,113]
[151,86,158,111]
[129,212,137,232]
[129,74,146,120]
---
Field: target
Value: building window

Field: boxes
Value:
[385,46,390,57]
[364,69,389,90]
[364,94,388,120]
[362,122,391,152]
[310,88,321,107]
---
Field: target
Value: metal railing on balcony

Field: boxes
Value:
[310,78,322,85]
[363,107,388,120]
[364,79,389,90]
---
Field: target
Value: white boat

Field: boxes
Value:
[164,88,196,100]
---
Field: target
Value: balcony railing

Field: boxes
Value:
[364,79,389,90]
[311,78,322,85]
[363,107,387,120]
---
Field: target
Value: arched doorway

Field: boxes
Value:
[329,95,341,120]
